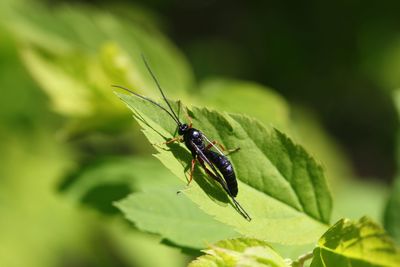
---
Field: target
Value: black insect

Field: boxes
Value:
[113,56,251,221]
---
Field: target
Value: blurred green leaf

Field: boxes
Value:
[372,40,400,90]
[107,218,190,267]
[384,89,400,243]
[116,189,238,249]
[394,89,400,116]
[0,15,189,266]
[310,217,400,267]
[384,177,400,243]
[291,107,355,186]
[332,179,388,223]
[0,28,49,128]
[62,156,179,213]
[291,108,390,234]
[1,0,194,136]
[0,130,104,267]
[117,92,332,244]
[188,238,288,267]
[197,78,291,132]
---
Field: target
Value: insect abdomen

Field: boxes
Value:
[204,150,238,197]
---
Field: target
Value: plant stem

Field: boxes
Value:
[291,251,313,267]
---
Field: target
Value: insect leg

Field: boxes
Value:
[187,158,196,185]
[162,136,183,145]
[176,157,199,194]
[205,140,240,155]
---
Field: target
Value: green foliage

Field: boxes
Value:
[385,177,400,244]
[310,217,400,267]
[117,92,332,244]
[290,107,355,185]
[2,0,193,135]
[63,155,238,248]
[188,238,288,267]
[0,130,185,267]
[61,156,179,212]
[1,1,399,266]
[332,179,388,223]
[384,89,400,243]
[197,78,291,132]
[116,189,238,249]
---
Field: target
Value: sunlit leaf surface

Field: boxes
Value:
[116,189,238,249]
[117,92,332,244]
[310,217,400,267]
[188,238,288,267]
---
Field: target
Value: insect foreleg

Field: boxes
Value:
[162,136,183,145]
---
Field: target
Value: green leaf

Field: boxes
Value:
[188,238,288,267]
[115,189,238,249]
[108,218,190,267]
[61,156,179,214]
[384,177,400,243]
[387,89,400,243]
[4,1,194,134]
[64,156,238,248]
[117,92,332,244]
[290,106,355,186]
[332,179,388,223]
[197,78,291,132]
[310,217,400,267]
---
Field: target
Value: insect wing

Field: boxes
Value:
[190,140,252,221]
[189,140,230,192]
[201,133,225,156]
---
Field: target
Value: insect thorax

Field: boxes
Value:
[184,128,205,152]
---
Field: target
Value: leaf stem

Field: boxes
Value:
[291,251,313,267]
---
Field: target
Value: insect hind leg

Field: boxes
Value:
[205,140,240,156]
[197,159,251,221]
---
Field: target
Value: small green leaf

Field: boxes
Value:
[115,189,238,249]
[310,217,400,267]
[188,238,289,267]
[117,93,332,244]
[384,177,400,243]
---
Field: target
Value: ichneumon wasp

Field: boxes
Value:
[113,56,251,221]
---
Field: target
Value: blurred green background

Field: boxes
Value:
[0,0,399,266]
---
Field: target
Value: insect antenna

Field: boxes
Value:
[141,54,182,125]
[111,85,180,126]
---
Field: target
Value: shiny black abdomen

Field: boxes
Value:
[204,150,238,197]
[183,128,238,197]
